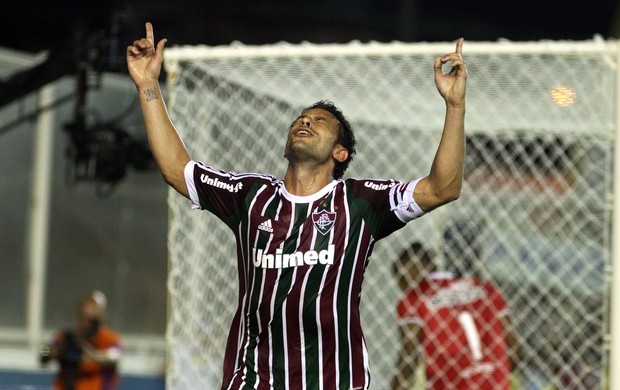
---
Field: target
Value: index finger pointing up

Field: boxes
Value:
[455,38,464,57]
[146,22,155,45]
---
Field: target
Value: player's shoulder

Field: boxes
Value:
[344,176,400,185]
[231,170,280,185]
[406,279,435,298]
[343,176,402,192]
[474,277,502,291]
[399,288,424,313]
[467,277,508,303]
[193,160,279,184]
[97,326,122,344]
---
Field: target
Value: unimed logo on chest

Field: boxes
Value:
[252,245,335,269]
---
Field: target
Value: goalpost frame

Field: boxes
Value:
[609,40,620,390]
[164,39,617,61]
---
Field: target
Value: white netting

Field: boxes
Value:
[164,39,615,389]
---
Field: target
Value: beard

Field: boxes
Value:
[284,135,334,164]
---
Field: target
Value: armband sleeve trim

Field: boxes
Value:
[391,178,425,222]
[185,160,201,209]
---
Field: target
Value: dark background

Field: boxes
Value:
[3,0,619,53]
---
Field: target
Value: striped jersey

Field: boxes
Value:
[185,160,426,390]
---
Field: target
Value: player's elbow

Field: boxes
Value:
[416,177,462,212]
[427,172,463,204]
[430,184,461,209]
[441,186,461,204]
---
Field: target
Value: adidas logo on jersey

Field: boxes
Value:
[258,219,274,233]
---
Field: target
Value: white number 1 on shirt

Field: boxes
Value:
[458,311,483,361]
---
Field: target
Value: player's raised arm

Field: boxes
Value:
[127,22,190,198]
[413,38,467,212]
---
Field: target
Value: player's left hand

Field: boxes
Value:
[434,38,467,107]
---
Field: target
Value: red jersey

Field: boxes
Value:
[397,273,510,390]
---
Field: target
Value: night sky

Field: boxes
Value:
[2,0,618,54]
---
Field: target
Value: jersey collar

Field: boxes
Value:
[280,180,338,203]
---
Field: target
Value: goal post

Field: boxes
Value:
[164,39,619,389]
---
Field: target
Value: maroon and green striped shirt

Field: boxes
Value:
[185,161,425,390]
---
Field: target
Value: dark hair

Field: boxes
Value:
[443,221,481,277]
[302,100,356,180]
[392,242,435,275]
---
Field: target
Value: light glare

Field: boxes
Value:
[550,85,577,107]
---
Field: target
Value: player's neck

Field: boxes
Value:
[284,163,334,196]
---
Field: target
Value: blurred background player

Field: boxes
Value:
[391,240,520,389]
[40,290,123,390]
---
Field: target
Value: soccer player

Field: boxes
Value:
[127,22,467,390]
[392,242,519,390]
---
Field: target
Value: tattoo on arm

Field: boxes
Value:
[143,88,160,102]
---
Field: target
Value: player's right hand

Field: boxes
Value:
[126,22,167,88]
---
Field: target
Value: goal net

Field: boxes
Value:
[164,39,616,389]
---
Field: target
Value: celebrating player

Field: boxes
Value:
[127,22,466,390]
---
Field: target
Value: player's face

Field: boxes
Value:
[395,261,416,292]
[78,299,103,325]
[284,108,342,164]
[395,255,430,292]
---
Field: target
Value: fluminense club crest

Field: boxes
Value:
[311,210,336,235]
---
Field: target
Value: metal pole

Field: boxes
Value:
[609,40,620,390]
[26,83,56,352]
